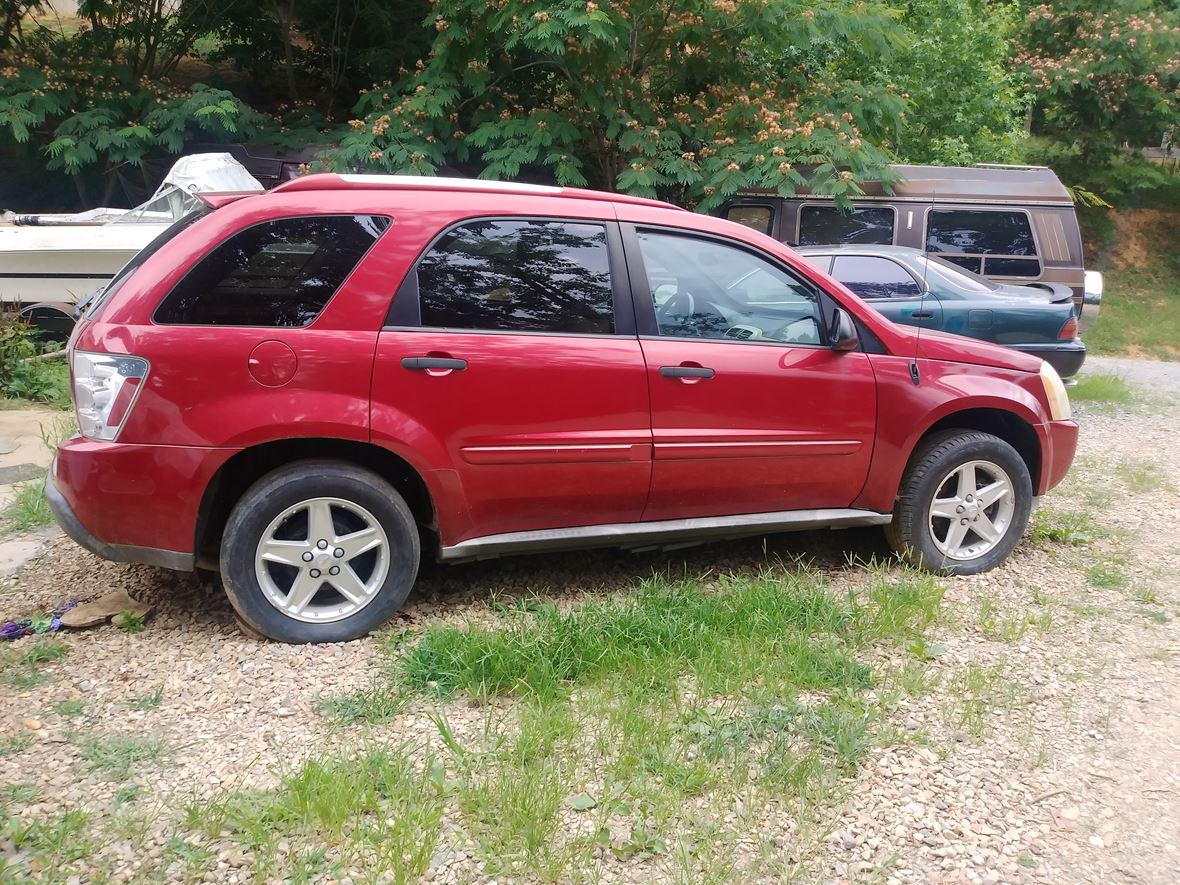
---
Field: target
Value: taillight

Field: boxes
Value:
[1057,315,1078,340]
[72,351,149,441]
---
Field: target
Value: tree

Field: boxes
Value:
[327,0,907,208]
[852,0,1028,166]
[1016,0,1180,163]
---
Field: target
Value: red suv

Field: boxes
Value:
[48,175,1078,642]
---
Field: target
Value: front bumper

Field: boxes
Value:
[1011,341,1086,379]
[1036,419,1079,496]
[46,474,193,571]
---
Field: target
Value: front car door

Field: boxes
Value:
[370,217,652,546]
[623,225,877,521]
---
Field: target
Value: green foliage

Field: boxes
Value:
[1016,1,1180,166]
[0,316,70,408]
[327,0,905,207]
[849,0,1029,165]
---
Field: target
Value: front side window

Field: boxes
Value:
[831,256,923,300]
[725,204,774,235]
[416,220,614,335]
[799,206,895,246]
[925,209,1040,278]
[154,214,388,326]
[637,230,824,346]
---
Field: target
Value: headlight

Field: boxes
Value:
[1039,360,1071,421]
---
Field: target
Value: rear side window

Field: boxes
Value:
[154,215,389,326]
[416,219,614,335]
[925,210,1040,278]
[831,256,922,300]
[799,206,895,246]
[725,205,774,235]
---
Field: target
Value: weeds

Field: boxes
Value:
[127,686,163,711]
[76,734,168,780]
[0,315,71,409]
[1069,373,1136,407]
[1032,506,1103,545]
[1114,458,1172,494]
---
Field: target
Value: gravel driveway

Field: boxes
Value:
[2,371,1179,883]
[1084,355,1180,392]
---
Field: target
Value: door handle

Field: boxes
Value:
[659,365,715,380]
[910,311,934,320]
[401,357,468,371]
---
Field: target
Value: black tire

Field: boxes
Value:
[885,430,1032,576]
[220,460,420,643]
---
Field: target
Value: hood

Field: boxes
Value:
[901,327,1044,373]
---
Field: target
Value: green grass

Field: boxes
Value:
[1,475,53,532]
[127,686,163,711]
[1069,373,1137,408]
[1086,559,1128,590]
[1032,506,1103,545]
[76,734,168,780]
[1114,458,1172,494]
[187,749,445,883]
[1,638,70,689]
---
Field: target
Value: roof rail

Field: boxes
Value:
[271,173,683,210]
[974,163,1049,170]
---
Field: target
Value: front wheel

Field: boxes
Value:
[885,430,1032,575]
[220,460,420,643]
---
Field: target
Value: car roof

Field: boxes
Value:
[271,173,685,211]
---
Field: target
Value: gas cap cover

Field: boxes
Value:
[248,340,298,387]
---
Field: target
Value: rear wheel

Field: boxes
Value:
[220,461,420,642]
[886,430,1032,575]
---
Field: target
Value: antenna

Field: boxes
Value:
[909,186,936,385]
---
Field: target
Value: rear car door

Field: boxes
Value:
[624,225,877,521]
[829,254,944,331]
[370,217,652,545]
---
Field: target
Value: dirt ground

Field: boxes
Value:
[1,366,1179,883]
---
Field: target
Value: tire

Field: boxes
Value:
[220,460,420,643]
[885,430,1032,576]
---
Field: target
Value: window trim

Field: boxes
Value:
[829,254,927,301]
[151,213,391,328]
[620,222,842,350]
[795,203,898,248]
[921,206,1043,280]
[384,214,635,338]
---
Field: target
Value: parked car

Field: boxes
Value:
[796,245,1085,377]
[718,163,1104,332]
[48,175,1078,643]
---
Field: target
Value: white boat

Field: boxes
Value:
[1,153,264,333]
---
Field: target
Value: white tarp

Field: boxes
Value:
[158,152,265,195]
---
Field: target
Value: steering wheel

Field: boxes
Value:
[657,288,696,322]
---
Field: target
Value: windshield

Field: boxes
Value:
[82,207,210,319]
[919,255,998,293]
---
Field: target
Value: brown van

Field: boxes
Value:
[719,164,1102,331]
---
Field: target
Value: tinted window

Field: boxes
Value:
[940,255,983,275]
[799,206,895,246]
[637,230,824,345]
[984,257,1041,277]
[926,210,1036,257]
[154,215,388,326]
[832,256,922,300]
[417,220,613,334]
[725,205,773,235]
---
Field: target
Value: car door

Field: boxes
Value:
[829,254,944,331]
[623,225,877,521]
[370,217,652,545]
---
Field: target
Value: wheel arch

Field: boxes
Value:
[916,408,1041,492]
[194,438,436,570]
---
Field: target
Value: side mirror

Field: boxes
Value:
[829,307,859,352]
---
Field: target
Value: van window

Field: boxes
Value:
[799,206,895,246]
[925,210,1040,278]
[725,205,774,235]
[154,214,389,326]
[416,219,614,335]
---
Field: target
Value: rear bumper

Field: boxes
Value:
[1036,419,1079,495]
[46,474,193,571]
[48,437,236,571]
[1011,341,1086,378]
